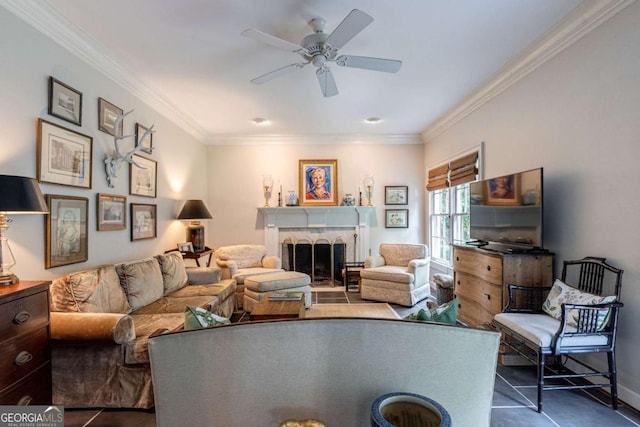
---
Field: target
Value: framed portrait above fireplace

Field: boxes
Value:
[299,159,338,207]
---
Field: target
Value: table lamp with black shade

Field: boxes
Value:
[177,199,212,252]
[0,175,49,285]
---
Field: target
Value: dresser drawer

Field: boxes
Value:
[0,327,49,389]
[456,295,496,327]
[455,272,503,314]
[0,364,51,405]
[453,248,502,284]
[0,291,49,341]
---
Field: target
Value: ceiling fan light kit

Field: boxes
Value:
[242,9,402,97]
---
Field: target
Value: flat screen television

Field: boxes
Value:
[469,167,543,253]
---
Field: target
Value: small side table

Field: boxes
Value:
[166,247,214,267]
[343,262,365,292]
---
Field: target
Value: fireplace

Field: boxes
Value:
[258,207,375,272]
[282,238,346,285]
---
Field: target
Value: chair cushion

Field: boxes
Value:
[215,245,266,269]
[493,313,609,349]
[542,279,616,331]
[155,252,189,295]
[360,266,414,284]
[379,243,427,266]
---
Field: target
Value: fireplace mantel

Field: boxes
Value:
[258,207,375,262]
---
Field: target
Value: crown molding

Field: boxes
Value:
[204,133,423,146]
[421,0,636,143]
[0,0,209,140]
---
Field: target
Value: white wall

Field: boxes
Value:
[0,8,208,281]
[424,2,640,408]
[207,142,425,258]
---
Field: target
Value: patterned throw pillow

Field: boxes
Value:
[405,297,457,325]
[184,306,230,330]
[542,279,616,331]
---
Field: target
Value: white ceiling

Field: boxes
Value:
[5,0,594,143]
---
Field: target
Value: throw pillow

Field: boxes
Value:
[184,306,230,330]
[542,279,616,331]
[405,297,457,325]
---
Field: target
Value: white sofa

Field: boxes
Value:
[360,243,431,306]
[149,318,500,426]
[215,244,284,308]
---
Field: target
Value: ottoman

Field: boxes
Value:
[243,271,312,313]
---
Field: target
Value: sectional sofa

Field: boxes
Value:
[47,251,236,408]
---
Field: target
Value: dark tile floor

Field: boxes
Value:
[63,289,640,427]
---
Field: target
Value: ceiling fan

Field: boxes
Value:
[242,9,402,97]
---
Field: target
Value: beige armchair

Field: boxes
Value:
[215,244,284,308]
[360,243,431,306]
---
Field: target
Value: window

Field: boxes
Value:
[430,184,470,264]
[426,149,479,266]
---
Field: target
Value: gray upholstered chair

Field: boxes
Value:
[360,243,431,306]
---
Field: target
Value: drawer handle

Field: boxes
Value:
[486,265,491,271]
[457,280,461,285]
[17,395,33,406]
[456,256,459,261]
[13,311,31,325]
[15,351,33,366]
[484,293,491,300]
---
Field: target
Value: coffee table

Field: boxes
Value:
[249,292,305,321]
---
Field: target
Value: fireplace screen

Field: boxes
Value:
[282,238,346,285]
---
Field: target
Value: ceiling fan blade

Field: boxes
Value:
[324,9,373,50]
[316,67,338,97]
[241,28,305,53]
[335,55,402,73]
[250,62,307,85]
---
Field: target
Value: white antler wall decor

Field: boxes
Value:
[104,110,155,187]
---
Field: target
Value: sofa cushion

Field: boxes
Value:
[215,245,266,269]
[130,295,216,315]
[116,258,164,311]
[155,252,189,294]
[168,279,236,302]
[379,243,427,267]
[50,265,131,314]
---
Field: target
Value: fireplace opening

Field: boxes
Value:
[282,238,346,285]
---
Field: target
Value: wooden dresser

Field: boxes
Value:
[453,245,553,328]
[0,281,52,405]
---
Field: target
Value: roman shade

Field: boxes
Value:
[426,151,479,191]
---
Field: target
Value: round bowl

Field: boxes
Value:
[371,392,451,427]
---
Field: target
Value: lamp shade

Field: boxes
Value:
[177,200,212,220]
[0,175,48,214]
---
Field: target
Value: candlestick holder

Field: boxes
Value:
[363,175,374,206]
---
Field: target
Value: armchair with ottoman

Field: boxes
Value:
[214,244,284,308]
[360,243,431,307]
[48,251,236,408]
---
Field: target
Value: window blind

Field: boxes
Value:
[426,151,478,190]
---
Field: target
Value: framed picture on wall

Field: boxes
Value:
[98,97,123,136]
[135,123,154,154]
[129,155,157,198]
[48,76,82,126]
[97,193,126,231]
[37,118,92,189]
[131,203,157,241]
[298,159,338,206]
[385,186,408,205]
[385,209,409,228]
[45,195,88,268]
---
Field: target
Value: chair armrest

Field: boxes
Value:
[215,259,238,279]
[187,266,222,284]
[408,258,430,270]
[262,256,282,269]
[50,312,135,344]
[365,255,386,268]
[503,285,552,313]
[558,301,624,333]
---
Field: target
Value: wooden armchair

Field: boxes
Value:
[492,256,623,413]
